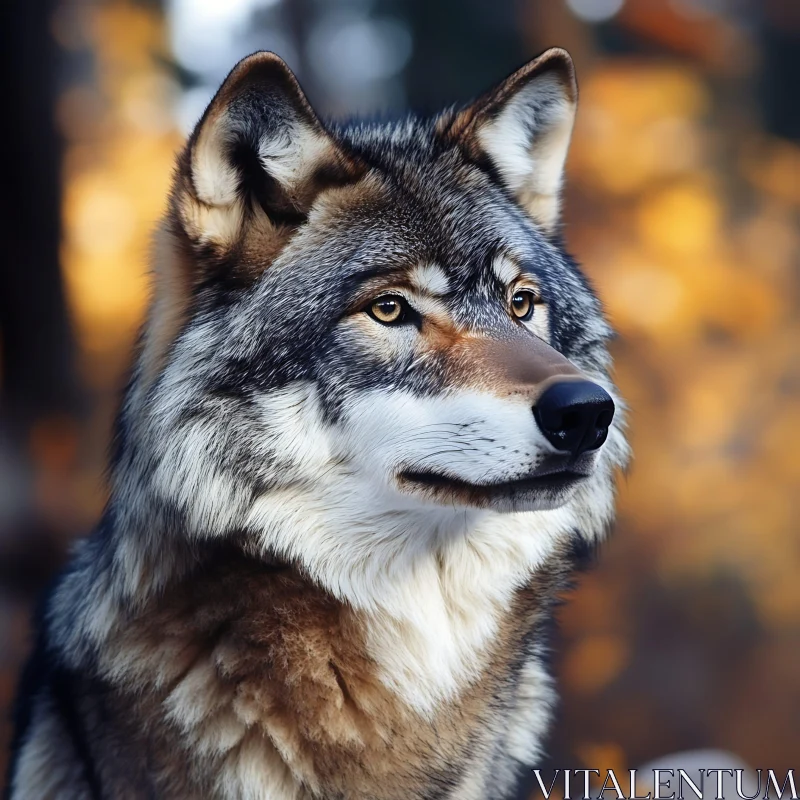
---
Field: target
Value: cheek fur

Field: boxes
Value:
[332,388,559,485]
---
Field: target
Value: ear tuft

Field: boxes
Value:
[448,48,578,234]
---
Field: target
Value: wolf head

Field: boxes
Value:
[113,50,628,608]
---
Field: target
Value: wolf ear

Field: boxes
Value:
[173,51,360,252]
[448,48,577,234]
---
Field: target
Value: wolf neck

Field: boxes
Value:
[54,481,576,719]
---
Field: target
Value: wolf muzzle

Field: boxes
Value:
[465,334,616,459]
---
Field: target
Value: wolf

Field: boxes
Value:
[6,48,628,799]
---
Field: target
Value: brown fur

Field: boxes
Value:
[446,335,584,397]
[139,223,196,392]
[75,543,568,799]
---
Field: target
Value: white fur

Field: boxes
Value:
[179,194,245,247]
[258,122,330,190]
[191,112,328,203]
[247,469,580,715]
[338,388,567,489]
[214,735,309,800]
[410,263,451,295]
[492,254,521,285]
[477,73,576,231]
[192,115,241,207]
[505,656,557,763]
[242,383,619,714]
[162,656,310,800]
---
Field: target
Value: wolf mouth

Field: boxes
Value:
[397,468,589,506]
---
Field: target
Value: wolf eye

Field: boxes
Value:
[511,289,537,321]
[367,295,408,325]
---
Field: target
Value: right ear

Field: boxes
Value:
[140,54,361,392]
[172,51,361,255]
[438,48,577,235]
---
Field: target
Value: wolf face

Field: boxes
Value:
[109,49,627,614]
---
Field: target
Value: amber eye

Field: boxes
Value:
[511,289,537,321]
[367,295,407,325]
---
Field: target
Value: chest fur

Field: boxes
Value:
[100,551,566,799]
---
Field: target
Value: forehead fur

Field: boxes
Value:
[301,117,563,276]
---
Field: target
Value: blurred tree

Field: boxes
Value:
[396,0,531,110]
[0,0,81,589]
[0,0,80,433]
[760,0,800,140]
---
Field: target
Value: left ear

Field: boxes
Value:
[447,48,578,234]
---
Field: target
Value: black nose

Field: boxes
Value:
[534,380,615,457]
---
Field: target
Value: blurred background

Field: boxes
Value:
[1,0,798,795]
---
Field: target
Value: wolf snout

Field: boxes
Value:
[534,380,615,457]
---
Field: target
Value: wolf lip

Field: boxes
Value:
[397,468,589,506]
